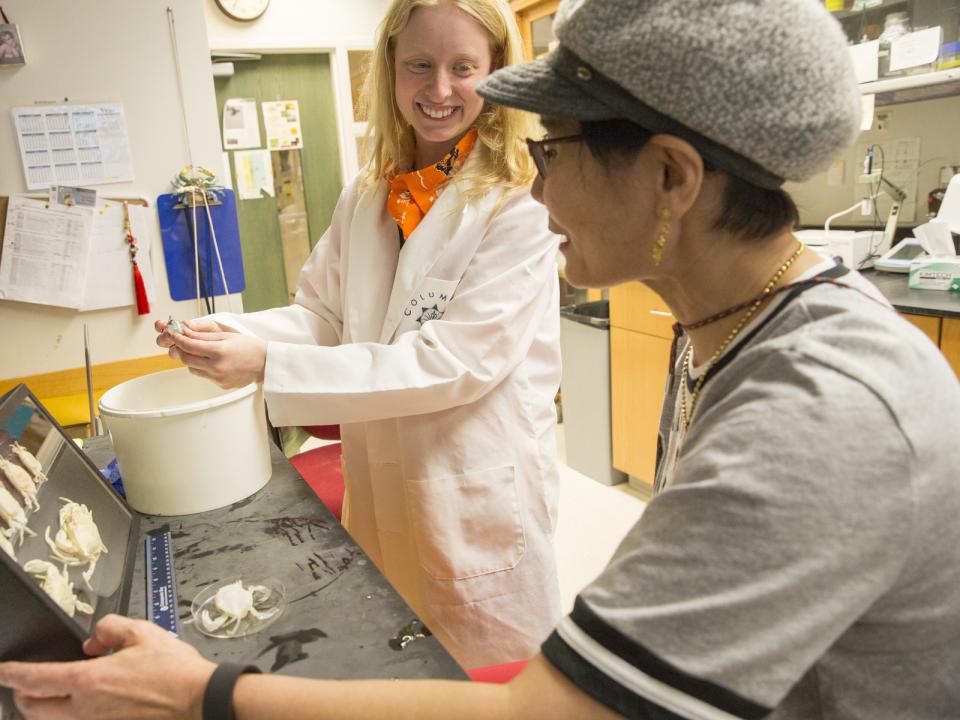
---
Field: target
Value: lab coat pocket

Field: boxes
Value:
[406,465,526,581]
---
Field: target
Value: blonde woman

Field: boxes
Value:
[4,1,958,718]
[154,0,561,669]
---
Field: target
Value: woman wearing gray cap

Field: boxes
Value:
[2,1,958,719]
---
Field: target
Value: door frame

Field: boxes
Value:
[210,44,372,184]
[510,0,559,60]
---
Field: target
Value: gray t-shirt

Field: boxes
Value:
[543,265,960,719]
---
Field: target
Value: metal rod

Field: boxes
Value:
[84,324,96,438]
[167,7,194,167]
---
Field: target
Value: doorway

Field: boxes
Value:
[214,53,343,312]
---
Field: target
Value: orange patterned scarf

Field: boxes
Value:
[387,129,478,242]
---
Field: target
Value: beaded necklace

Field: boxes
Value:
[678,240,805,430]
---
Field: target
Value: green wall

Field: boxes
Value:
[214,53,342,312]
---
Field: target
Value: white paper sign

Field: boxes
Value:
[849,40,879,84]
[234,150,275,199]
[0,196,157,311]
[262,100,303,150]
[889,27,942,72]
[0,196,93,307]
[80,201,156,311]
[860,94,875,131]
[49,185,97,208]
[11,103,135,191]
[827,158,845,187]
[222,98,261,150]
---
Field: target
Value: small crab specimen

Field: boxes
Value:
[164,316,186,336]
[45,498,107,588]
[0,456,40,511]
[0,482,36,546]
[23,559,94,618]
[10,442,47,486]
[199,580,279,636]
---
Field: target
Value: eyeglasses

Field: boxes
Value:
[525,134,584,179]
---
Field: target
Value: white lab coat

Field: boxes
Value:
[211,163,562,667]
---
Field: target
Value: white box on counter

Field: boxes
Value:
[796,229,881,270]
[908,256,960,291]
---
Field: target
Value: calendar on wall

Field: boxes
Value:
[11,103,135,190]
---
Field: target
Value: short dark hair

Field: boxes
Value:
[579,119,799,242]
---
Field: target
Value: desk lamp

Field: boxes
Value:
[821,148,907,265]
[858,179,907,256]
[858,161,908,257]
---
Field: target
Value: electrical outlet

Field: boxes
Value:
[861,198,874,216]
[876,112,891,132]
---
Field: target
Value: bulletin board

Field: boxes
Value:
[0,195,153,311]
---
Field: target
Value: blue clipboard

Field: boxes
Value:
[157,188,245,301]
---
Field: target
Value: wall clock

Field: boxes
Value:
[214,0,270,22]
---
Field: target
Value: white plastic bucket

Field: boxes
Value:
[98,368,272,515]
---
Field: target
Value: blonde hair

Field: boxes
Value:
[360,0,537,200]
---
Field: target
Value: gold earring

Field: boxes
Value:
[652,208,671,266]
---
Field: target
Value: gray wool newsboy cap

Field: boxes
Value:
[477,0,862,188]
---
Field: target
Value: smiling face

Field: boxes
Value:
[532,120,661,289]
[393,2,493,168]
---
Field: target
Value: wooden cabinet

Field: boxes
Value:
[610,282,675,338]
[940,318,960,378]
[609,283,673,492]
[900,313,960,379]
[610,327,671,491]
[902,313,941,346]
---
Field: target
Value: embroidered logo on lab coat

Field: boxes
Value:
[400,277,458,332]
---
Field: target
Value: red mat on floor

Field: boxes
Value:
[289,442,344,521]
[466,659,529,684]
[303,424,341,440]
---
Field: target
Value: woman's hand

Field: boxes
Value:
[164,326,267,389]
[0,614,216,720]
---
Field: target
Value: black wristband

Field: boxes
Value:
[202,663,262,720]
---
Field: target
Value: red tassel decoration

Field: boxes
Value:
[132,263,150,315]
[123,202,150,315]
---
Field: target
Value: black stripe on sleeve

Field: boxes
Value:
[553,597,772,719]
[543,630,688,720]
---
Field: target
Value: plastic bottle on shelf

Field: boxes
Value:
[878,12,912,77]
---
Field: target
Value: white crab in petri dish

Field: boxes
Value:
[0,456,39,511]
[0,483,36,546]
[10,442,47,485]
[23,559,94,618]
[45,498,108,588]
[192,577,285,638]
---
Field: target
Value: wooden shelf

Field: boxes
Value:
[857,68,960,105]
[861,68,960,94]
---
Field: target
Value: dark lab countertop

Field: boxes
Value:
[861,269,960,319]
[83,436,465,681]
